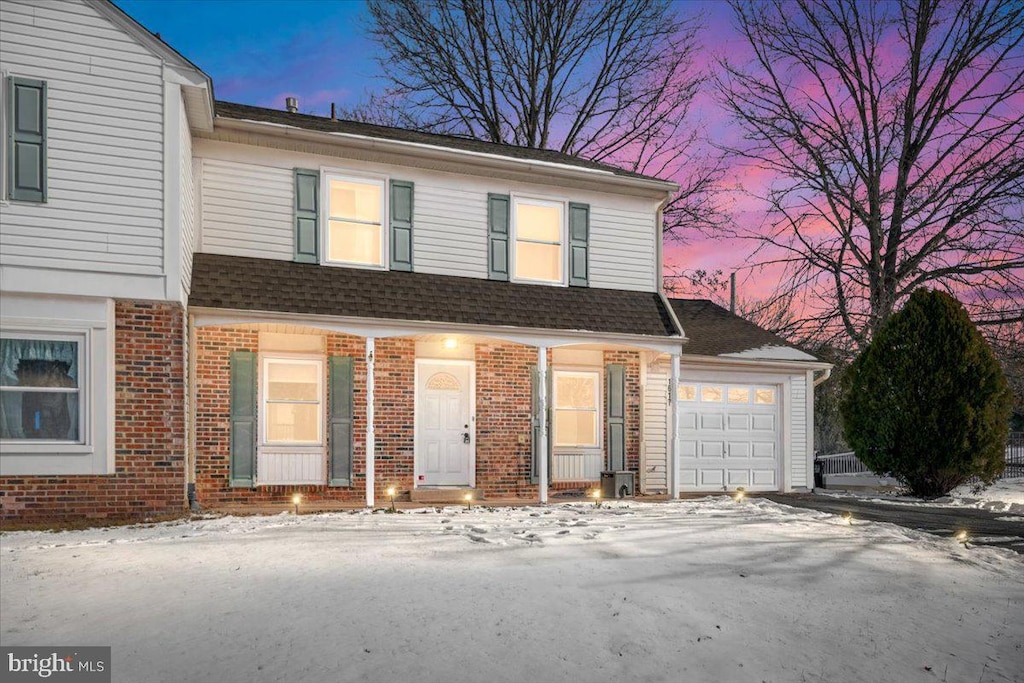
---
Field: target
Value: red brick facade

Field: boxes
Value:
[0,301,186,524]
[193,325,643,508]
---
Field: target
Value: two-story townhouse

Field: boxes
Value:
[1,0,829,523]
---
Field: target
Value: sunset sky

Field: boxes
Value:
[113,0,821,303]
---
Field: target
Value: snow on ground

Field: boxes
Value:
[822,477,1024,514]
[2,498,1022,683]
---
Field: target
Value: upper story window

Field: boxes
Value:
[513,198,563,284]
[0,336,83,442]
[325,175,386,267]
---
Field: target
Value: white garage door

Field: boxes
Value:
[677,382,780,491]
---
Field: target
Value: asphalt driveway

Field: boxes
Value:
[763,493,1024,554]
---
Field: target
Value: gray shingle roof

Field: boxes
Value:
[671,299,818,359]
[190,254,680,338]
[215,101,665,183]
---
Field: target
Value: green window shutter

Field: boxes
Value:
[568,202,589,287]
[488,193,510,281]
[529,365,553,484]
[606,364,626,471]
[229,350,257,488]
[7,77,47,203]
[294,168,319,263]
[390,180,414,272]
[329,356,354,487]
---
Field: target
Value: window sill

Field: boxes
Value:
[321,260,388,272]
[0,442,93,455]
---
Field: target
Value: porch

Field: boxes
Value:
[190,314,682,510]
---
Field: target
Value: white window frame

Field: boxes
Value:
[260,355,324,447]
[511,195,567,286]
[0,331,89,451]
[321,171,389,270]
[552,368,602,449]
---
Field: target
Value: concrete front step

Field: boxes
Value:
[410,487,479,503]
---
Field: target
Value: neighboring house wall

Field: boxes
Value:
[191,139,660,292]
[0,0,166,297]
[0,301,186,522]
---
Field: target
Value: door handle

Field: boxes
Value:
[463,432,471,444]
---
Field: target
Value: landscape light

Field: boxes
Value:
[591,489,601,507]
[292,493,302,516]
[464,492,473,509]
[387,487,397,512]
[841,511,853,525]
[733,487,746,502]
[955,530,970,546]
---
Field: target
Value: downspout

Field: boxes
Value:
[812,367,833,387]
[187,312,201,512]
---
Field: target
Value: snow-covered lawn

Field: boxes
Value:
[2,498,1022,683]
[822,477,1024,514]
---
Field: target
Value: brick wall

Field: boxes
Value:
[0,301,186,524]
[193,326,643,508]
[604,350,642,474]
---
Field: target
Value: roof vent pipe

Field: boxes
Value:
[285,97,298,114]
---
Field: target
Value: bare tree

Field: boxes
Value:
[348,0,721,235]
[719,0,1024,349]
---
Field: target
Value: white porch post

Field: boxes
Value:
[538,345,549,504]
[669,353,680,499]
[365,337,376,507]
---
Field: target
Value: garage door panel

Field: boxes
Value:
[699,469,724,486]
[700,441,724,458]
[700,413,724,430]
[727,469,750,486]
[678,381,781,492]
[727,442,750,458]
[727,414,750,430]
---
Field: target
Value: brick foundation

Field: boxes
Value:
[0,301,186,524]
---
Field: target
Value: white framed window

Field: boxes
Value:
[513,197,564,284]
[728,387,750,404]
[553,369,600,448]
[0,334,86,444]
[262,357,323,446]
[324,173,387,268]
[679,384,697,401]
[754,388,776,405]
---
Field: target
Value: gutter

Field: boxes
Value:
[680,353,833,373]
[812,366,833,387]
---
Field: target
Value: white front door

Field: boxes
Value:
[416,361,474,487]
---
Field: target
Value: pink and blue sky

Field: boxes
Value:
[113,0,801,303]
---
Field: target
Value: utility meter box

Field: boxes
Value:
[600,471,635,499]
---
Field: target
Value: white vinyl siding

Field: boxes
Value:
[199,159,294,260]
[0,0,164,275]
[192,141,659,291]
[180,96,195,295]
[589,206,657,291]
[790,373,808,488]
[641,359,670,494]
